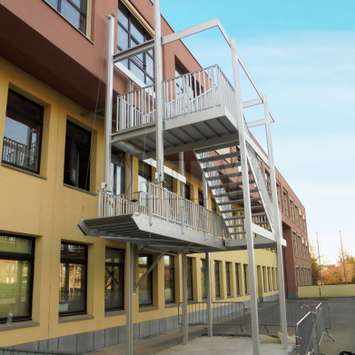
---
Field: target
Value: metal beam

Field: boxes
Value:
[206,252,213,337]
[182,254,189,344]
[104,16,115,191]
[126,242,134,355]
[231,39,261,355]
[113,39,154,63]
[154,0,164,183]
[264,96,288,348]
[247,119,266,128]
[162,18,231,47]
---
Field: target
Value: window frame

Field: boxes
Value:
[45,0,88,34]
[214,260,221,299]
[63,120,92,192]
[164,255,176,305]
[117,4,154,85]
[138,254,154,308]
[187,257,194,302]
[0,233,35,324]
[59,241,88,317]
[2,90,44,174]
[105,247,125,312]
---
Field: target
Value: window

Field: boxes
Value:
[45,0,87,33]
[59,242,87,316]
[64,121,91,191]
[201,259,207,300]
[111,151,125,195]
[117,5,154,84]
[164,256,175,304]
[187,257,194,301]
[138,255,153,307]
[235,263,241,296]
[243,264,248,295]
[263,267,267,292]
[105,248,125,311]
[185,183,191,200]
[268,267,272,292]
[2,90,43,174]
[0,234,34,323]
[163,175,174,192]
[138,161,152,193]
[226,262,232,297]
[198,189,204,207]
[214,260,221,299]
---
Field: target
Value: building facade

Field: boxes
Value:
[0,0,309,351]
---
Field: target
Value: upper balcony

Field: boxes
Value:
[112,65,239,158]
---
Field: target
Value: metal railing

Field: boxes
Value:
[114,65,237,133]
[295,302,330,355]
[177,301,246,326]
[2,137,38,170]
[99,182,228,239]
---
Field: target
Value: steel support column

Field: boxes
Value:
[263,97,288,348]
[182,254,189,344]
[104,15,115,191]
[205,252,213,337]
[153,0,164,183]
[126,242,134,355]
[231,39,261,355]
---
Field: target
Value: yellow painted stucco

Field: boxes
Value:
[0,57,279,347]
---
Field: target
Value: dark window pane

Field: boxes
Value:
[59,242,87,316]
[61,1,81,29]
[105,248,125,311]
[0,234,34,323]
[214,261,221,299]
[111,152,125,195]
[244,264,248,295]
[64,121,91,191]
[2,90,43,173]
[164,256,175,304]
[198,190,204,206]
[118,27,129,51]
[130,22,145,44]
[201,259,207,300]
[226,262,232,297]
[187,257,193,301]
[163,175,174,192]
[118,8,129,30]
[138,255,153,306]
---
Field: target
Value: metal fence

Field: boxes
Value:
[295,302,330,355]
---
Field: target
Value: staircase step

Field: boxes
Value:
[203,162,240,172]
[206,172,242,181]
[213,189,258,199]
[209,179,255,190]
[198,152,240,163]
[223,216,244,221]
[217,199,244,206]
[195,142,237,153]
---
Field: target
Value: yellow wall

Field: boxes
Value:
[0,57,279,347]
[298,284,355,298]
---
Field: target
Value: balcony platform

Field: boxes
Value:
[79,214,227,253]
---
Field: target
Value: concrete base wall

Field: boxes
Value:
[298,284,355,298]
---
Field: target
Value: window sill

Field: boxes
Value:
[105,310,126,317]
[63,183,97,196]
[59,314,94,323]
[139,305,158,313]
[0,320,39,332]
[164,303,177,309]
[1,162,46,180]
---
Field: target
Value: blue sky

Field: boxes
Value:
[161,1,355,263]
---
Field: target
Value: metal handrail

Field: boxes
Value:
[115,64,237,132]
[99,182,229,240]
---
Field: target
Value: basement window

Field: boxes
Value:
[2,90,43,174]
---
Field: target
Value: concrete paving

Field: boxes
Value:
[320,298,355,355]
[156,336,293,355]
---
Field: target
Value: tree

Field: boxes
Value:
[311,255,321,285]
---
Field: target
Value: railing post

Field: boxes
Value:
[206,252,213,337]
[153,0,165,184]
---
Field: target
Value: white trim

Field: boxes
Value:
[115,62,146,88]
[143,158,186,184]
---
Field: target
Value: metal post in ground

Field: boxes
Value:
[182,254,189,344]
[153,0,164,183]
[230,39,261,355]
[206,252,213,337]
[126,242,134,355]
[104,15,115,192]
[263,96,288,348]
